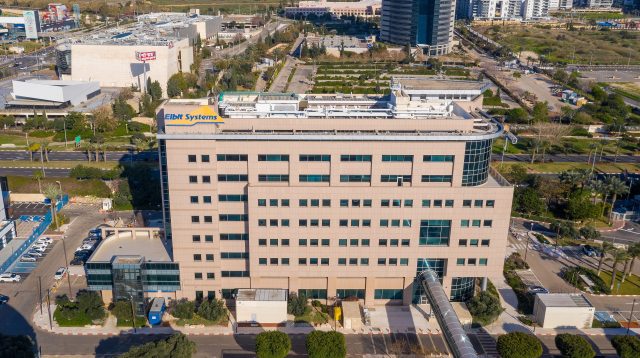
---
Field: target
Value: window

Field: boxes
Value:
[218,194,247,202]
[259,219,267,226]
[483,220,493,227]
[403,219,412,227]
[461,220,469,228]
[401,239,410,247]
[259,239,267,246]
[299,239,308,246]
[311,199,319,207]
[192,235,201,242]
[393,199,401,207]
[258,199,266,206]
[217,154,247,161]
[349,258,358,266]
[321,239,330,246]
[481,239,490,247]
[458,239,468,246]
[351,219,359,227]
[378,239,388,246]
[336,289,365,299]
[201,155,210,162]
[299,199,308,207]
[221,271,250,277]
[190,196,199,204]
[463,200,472,208]
[360,258,369,266]
[218,174,248,182]
[423,155,454,162]
[340,199,348,207]
[400,258,409,266]
[221,252,249,259]
[419,220,451,246]
[350,239,359,246]
[351,199,360,207]
[377,258,386,266]
[282,239,290,246]
[194,273,203,280]
[203,196,212,204]
[281,199,290,207]
[220,233,248,241]
[474,200,483,208]
[486,200,495,208]
[270,258,278,265]
[206,273,215,279]
[310,258,318,265]
[321,258,329,265]
[404,200,413,207]
[259,174,289,182]
[299,219,308,227]
[204,216,213,223]
[421,175,452,183]
[269,199,278,207]
[270,239,278,246]
[445,200,454,208]
[299,258,307,265]
[462,140,492,186]
[340,219,348,227]
[202,176,211,183]
[362,239,370,246]
[381,174,412,183]
[219,214,247,222]
[341,155,371,162]
[374,289,403,300]
[422,200,431,208]
[299,154,330,162]
[193,254,201,261]
[298,289,327,299]
[338,239,347,247]
[322,199,331,207]
[282,258,290,265]
[189,175,198,183]
[191,216,200,223]
[340,175,371,182]
[467,258,477,266]
[270,219,278,227]
[380,219,389,227]
[472,220,481,227]
[479,258,488,266]
[389,258,398,266]
[206,254,214,261]
[470,239,479,247]
[456,258,465,266]
[205,235,213,242]
[322,219,330,227]
[390,239,399,247]
[310,239,318,247]
[258,154,289,161]
[188,155,197,162]
[382,155,413,162]
[434,200,442,208]
[381,200,390,207]
[362,219,371,227]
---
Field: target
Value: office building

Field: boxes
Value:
[0,177,16,250]
[380,0,456,55]
[456,0,473,19]
[587,0,613,7]
[285,0,382,18]
[156,79,514,305]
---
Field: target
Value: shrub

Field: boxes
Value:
[466,291,503,326]
[496,332,543,358]
[611,335,640,358]
[287,292,307,316]
[197,299,226,322]
[110,300,134,321]
[305,331,346,358]
[0,334,34,358]
[555,334,595,358]
[120,333,196,358]
[170,299,195,319]
[255,331,291,358]
[311,300,322,307]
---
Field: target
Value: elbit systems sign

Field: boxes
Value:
[135,51,156,61]
[164,106,224,126]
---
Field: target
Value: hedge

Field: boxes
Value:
[611,335,640,358]
[305,331,346,358]
[555,334,595,358]
[496,332,543,358]
[255,331,291,358]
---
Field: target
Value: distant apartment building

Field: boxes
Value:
[380,0,456,55]
[548,0,573,10]
[521,0,550,19]
[587,0,614,8]
[284,0,381,19]
[156,79,514,305]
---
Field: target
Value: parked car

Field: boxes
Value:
[582,245,599,258]
[33,242,49,250]
[74,249,92,258]
[0,273,21,283]
[31,246,47,253]
[527,285,549,294]
[0,294,8,304]
[20,255,37,262]
[54,267,67,280]
[70,256,88,266]
[27,250,43,257]
[37,237,53,245]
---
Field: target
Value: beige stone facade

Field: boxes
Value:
[157,92,513,306]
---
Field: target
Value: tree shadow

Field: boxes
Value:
[0,303,38,355]
[94,331,174,356]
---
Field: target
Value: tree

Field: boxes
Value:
[75,290,106,321]
[255,331,291,358]
[92,106,118,133]
[605,176,629,223]
[149,80,162,101]
[169,299,195,319]
[514,187,546,215]
[32,170,43,194]
[611,335,640,358]
[112,96,136,122]
[531,102,549,123]
[496,332,543,358]
[110,300,134,323]
[610,249,629,291]
[530,123,571,163]
[507,108,528,123]
[554,334,595,358]
[287,292,307,316]
[0,334,35,358]
[306,331,346,358]
[597,241,615,276]
[579,226,600,241]
[197,299,226,322]
[43,183,62,229]
[466,291,503,326]
[565,191,600,221]
[120,333,196,358]
[623,243,640,282]
[507,164,529,185]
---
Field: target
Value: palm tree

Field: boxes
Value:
[610,249,629,292]
[32,170,43,194]
[597,241,615,276]
[40,140,50,162]
[623,243,640,283]
[606,177,630,224]
[43,183,62,230]
[588,179,605,204]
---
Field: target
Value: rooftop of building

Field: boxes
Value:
[536,294,593,308]
[236,288,288,302]
[392,78,487,92]
[292,0,381,8]
[88,228,171,263]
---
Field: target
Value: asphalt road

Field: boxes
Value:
[0,167,71,177]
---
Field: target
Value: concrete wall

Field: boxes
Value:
[70,38,193,96]
[236,300,287,325]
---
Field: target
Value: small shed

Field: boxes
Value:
[236,288,287,327]
[533,294,594,329]
[341,301,363,330]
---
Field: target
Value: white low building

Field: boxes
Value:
[235,289,288,327]
[8,80,100,108]
[533,293,594,329]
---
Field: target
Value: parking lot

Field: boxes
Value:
[10,202,50,220]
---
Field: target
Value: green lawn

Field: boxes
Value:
[494,161,640,174]
[0,133,28,146]
[294,307,329,325]
[599,272,640,295]
[175,314,228,327]
[53,309,95,327]
[7,176,112,197]
[0,160,118,169]
[116,317,148,327]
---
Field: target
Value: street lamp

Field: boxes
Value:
[61,236,73,299]
[55,180,62,193]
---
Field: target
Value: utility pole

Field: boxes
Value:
[46,289,53,330]
[38,276,43,315]
[62,237,73,299]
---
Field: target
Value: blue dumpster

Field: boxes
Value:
[147,297,166,326]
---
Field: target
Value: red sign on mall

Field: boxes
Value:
[135,51,156,62]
